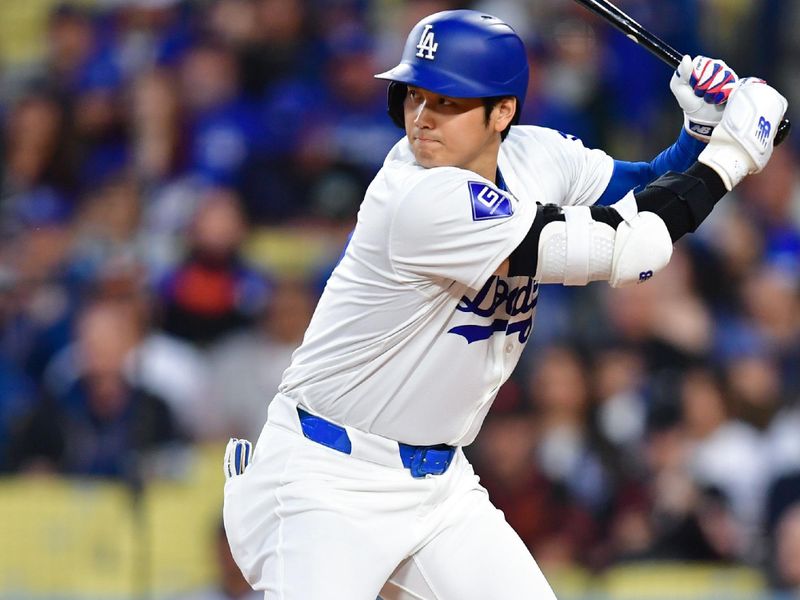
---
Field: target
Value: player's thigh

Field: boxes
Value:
[380,489,558,600]
[263,500,397,600]
[225,425,404,600]
[229,502,397,600]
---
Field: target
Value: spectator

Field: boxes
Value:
[472,406,599,570]
[129,66,186,186]
[738,147,800,274]
[1,93,75,198]
[156,188,271,345]
[12,297,186,478]
[71,175,141,281]
[178,39,259,188]
[212,0,316,98]
[42,3,97,97]
[526,346,609,526]
[71,54,129,190]
[203,277,316,441]
[631,408,717,563]
[681,367,765,558]
[253,26,401,222]
[1,187,80,380]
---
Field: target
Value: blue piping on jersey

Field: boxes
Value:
[496,167,509,192]
[595,129,706,206]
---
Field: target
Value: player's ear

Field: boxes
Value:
[492,97,516,133]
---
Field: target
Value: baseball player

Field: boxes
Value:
[222,10,788,599]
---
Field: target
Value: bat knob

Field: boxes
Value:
[775,118,791,147]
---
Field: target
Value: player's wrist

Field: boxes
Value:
[697,143,748,191]
[698,79,788,190]
[683,114,715,142]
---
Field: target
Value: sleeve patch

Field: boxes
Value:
[468,181,514,221]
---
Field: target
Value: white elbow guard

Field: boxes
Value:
[536,207,616,285]
[535,194,673,287]
[609,210,673,287]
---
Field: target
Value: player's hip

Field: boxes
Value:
[264,393,471,478]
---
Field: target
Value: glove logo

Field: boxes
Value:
[415,24,439,60]
[638,270,653,283]
[468,182,513,220]
[756,116,772,146]
[689,122,713,137]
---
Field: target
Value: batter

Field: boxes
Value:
[222,10,787,599]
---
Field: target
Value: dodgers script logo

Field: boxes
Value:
[416,24,438,60]
[448,276,538,344]
[468,182,513,221]
[757,117,772,146]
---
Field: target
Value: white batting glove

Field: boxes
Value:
[698,78,788,190]
[670,55,738,141]
[223,437,253,479]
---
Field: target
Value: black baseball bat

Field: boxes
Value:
[572,0,791,146]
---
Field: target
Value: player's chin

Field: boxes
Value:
[412,145,447,169]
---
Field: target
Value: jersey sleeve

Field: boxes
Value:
[388,168,536,290]
[595,129,707,205]
[546,130,614,207]
[503,127,614,208]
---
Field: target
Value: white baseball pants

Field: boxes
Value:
[223,395,558,600]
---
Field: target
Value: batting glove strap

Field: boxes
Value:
[698,78,788,190]
[224,438,253,479]
[683,117,716,141]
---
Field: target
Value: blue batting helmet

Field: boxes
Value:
[375,10,529,122]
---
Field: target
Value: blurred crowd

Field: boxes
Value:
[0,0,799,596]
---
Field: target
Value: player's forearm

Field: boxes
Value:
[508,78,787,288]
[595,129,706,205]
[632,162,726,242]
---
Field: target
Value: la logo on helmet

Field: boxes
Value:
[416,24,438,60]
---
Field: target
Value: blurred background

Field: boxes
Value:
[0,0,798,598]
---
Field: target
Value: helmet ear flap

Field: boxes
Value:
[387,82,407,129]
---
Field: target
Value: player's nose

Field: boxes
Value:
[413,100,434,128]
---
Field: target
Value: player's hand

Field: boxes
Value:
[670,55,738,141]
[224,437,253,479]
[698,78,788,190]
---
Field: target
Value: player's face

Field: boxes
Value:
[403,86,512,178]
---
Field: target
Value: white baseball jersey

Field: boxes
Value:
[278,126,613,446]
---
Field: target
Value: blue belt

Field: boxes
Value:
[296,408,456,478]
